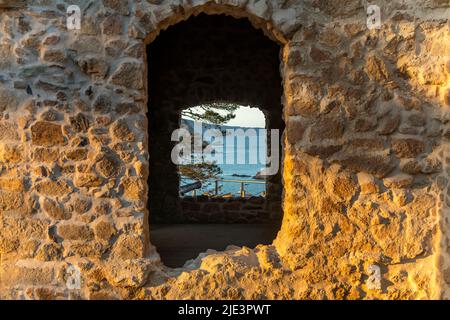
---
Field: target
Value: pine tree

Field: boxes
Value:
[179,103,239,194]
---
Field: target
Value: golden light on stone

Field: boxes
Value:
[0,0,450,300]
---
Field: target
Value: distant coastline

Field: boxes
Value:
[180,118,267,196]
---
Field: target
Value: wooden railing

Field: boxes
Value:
[179,181,202,196]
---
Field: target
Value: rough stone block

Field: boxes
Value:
[31,121,65,147]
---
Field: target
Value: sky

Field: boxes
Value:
[184,105,266,128]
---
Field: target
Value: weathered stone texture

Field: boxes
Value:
[0,0,448,301]
[109,62,144,90]
[31,122,65,147]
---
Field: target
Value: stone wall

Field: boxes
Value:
[180,196,281,223]
[0,0,449,300]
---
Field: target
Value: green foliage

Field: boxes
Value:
[179,162,222,184]
[181,102,239,125]
[179,103,237,187]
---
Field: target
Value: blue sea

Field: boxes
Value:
[179,120,268,196]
